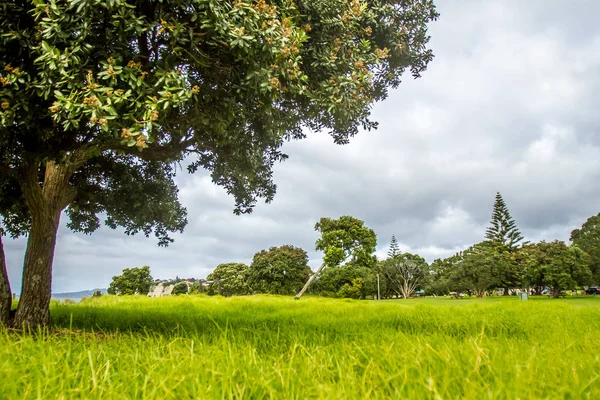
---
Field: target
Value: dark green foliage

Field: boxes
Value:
[388,235,401,258]
[207,263,250,297]
[314,264,356,296]
[521,241,593,297]
[311,216,378,298]
[188,282,202,295]
[428,242,505,297]
[337,278,364,299]
[314,262,377,299]
[171,282,188,295]
[92,290,103,298]
[485,192,525,249]
[571,214,600,284]
[108,266,153,296]
[422,259,450,296]
[447,242,505,297]
[249,245,311,295]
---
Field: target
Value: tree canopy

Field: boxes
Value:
[171,281,189,295]
[383,252,427,298]
[0,0,438,327]
[570,214,600,284]
[304,216,378,299]
[249,245,311,295]
[107,265,153,295]
[206,262,250,296]
[446,241,506,297]
[315,215,377,269]
[521,241,592,297]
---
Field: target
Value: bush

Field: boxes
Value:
[188,282,201,295]
[337,278,363,299]
[172,282,188,295]
[92,290,103,298]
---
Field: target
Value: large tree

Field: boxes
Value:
[0,178,29,324]
[0,1,438,326]
[424,257,451,296]
[206,262,250,296]
[570,213,600,284]
[249,245,311,295]
[485,192,525,249]
[383,252,427,298]
[314,260,378,298]
[295,215,377,298]
[485,192,525,294]
[446,241,503,297]
[522,241,593,298]
[107,265,153,295]
[315,215,378,269]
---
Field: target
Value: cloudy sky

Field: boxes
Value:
[6,0,600,293]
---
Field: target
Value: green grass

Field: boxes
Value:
[1,295,600,399]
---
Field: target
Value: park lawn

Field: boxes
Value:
[1,295,599,399]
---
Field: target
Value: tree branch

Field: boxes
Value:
[138,32,150,63]
[105,137,196,162]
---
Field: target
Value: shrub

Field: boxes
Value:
[337,278,363,299]
[172,282,188,296]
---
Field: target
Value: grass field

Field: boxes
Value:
[1,295,600,399]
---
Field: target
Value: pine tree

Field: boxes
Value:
[485,192,525,295]
[388,235,401,258]
[485,192,525,250]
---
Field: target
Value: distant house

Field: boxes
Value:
[148,282,174,297]
[148,279,211,297]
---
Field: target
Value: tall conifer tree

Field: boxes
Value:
[485,192,526,294]
[388,235,401,258]
[485,192,525,250]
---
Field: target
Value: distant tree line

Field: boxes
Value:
[425,193,597,298]
[109,192,600,300]
[204,245,311,296]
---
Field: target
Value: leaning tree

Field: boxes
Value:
[0,0,438,327]
[295,215,377,298]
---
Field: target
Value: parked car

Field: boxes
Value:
[585,287,600,295]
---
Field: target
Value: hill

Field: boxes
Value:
[51,288,108,299]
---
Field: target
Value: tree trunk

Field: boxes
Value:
[0,235,12,326]
[13,209,61,328]
[13,161,75,328]
[295,263,326,300]
[503,287,509,296]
